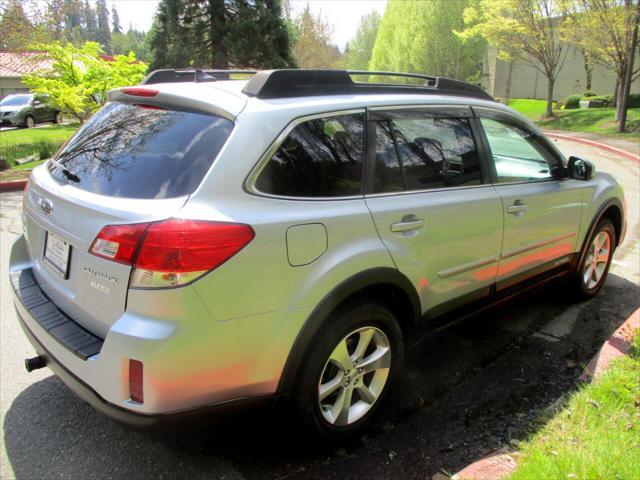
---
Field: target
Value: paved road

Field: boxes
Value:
[1,139,638,479]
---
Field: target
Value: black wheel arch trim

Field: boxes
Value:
[275,267,420,398]
[577,197,623,268]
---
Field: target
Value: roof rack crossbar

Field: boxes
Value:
[141,69,258,85]
[241,69,493,101]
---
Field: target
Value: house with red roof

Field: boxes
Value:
[0,51,53,99]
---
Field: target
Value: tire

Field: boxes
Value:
[293,301,403,439]
[24,115,35,129]
[54,111,63,124]
[569,218,616,300]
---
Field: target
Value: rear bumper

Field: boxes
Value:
[9,233,289,426]
[16,307,272,429]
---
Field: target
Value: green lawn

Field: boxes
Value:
[0,123,78,165]
[509,334,640,479]
[507,99,640,137]
[506,99,556,120]
[0,123,78,146]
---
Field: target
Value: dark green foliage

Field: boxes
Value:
[563,95,582,109]
[111,4,122,34]
[148,0,295,70]
[95,0,111,53]
[582,90,597,97]
[628,93,640,108]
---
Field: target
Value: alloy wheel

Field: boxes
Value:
[583,230,611,289]
[317,326,391,426]
[26,116,35,128]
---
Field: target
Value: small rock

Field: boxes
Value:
[388,450,397,460]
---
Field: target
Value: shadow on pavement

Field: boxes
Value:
[4,274,639,480]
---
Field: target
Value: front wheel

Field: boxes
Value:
[24,115,35,128]
[569,218,616,300]
[293,301,403,439]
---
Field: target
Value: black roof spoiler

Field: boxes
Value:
[141,69,494,101]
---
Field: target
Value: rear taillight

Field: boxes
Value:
[90,219,255,288]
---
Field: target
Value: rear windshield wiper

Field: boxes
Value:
[48,157,81,183]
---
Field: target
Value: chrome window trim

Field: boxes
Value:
[364,183,494,198]
[244,108,367,201]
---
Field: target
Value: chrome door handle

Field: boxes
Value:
[391,219,425,232]
[507,204,528,214]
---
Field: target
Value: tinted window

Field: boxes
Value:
[374,116,481,193]
[255,113,364,197]
[0,94,31,106]
[480,117,561,183]
[48,102,233,199]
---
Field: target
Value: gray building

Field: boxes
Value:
[482,45,640,101]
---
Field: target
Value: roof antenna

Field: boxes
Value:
[194,69,217,82]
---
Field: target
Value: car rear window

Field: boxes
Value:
[48,102,233,199]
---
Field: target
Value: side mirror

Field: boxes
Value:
[567,156,594,181]
[32,100,41,106]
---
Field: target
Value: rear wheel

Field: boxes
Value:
[54,111,63,124]
[25,115,35,129]
[570,218,616,300]
[293,301,403,439]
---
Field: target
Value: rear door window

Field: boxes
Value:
[48,102,233,199]
[254,112,365,197]
[373,113,482,193]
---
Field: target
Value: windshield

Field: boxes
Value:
[0,95,32,107]
[48,102,234,199]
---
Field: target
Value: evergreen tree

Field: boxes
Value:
[0,0,35,50]
[111,3,121,33]
[148,0,295,69]
[95,0,111,53]
[82,0,97,40]
[62,0,82,42]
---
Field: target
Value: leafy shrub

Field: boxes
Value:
[587,95,613,106]
[628,93,640,108]
[582,90,597,97]
[4,141,63,165]
[563,94,582,109]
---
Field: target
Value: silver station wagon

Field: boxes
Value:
[9,69,626,439]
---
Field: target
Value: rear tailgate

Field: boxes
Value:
[20,99,236,338]
[24,169,188,338]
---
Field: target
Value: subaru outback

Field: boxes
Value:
[9,69,626,438]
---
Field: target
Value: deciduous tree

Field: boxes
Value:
[291,5,341,68]
[370,0,485,84]
[22,42,147,123]
[343,11,381,70]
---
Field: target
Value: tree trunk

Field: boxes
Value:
[505,60,514,105]
[582,48,593,91]
[611,74,620,108]
[619,5,640,132]
[545,76,554,117]
[615,67,626,122]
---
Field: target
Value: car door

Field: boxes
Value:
[474,108,583,289]
[31,95,48,122]
[364,106,503,319]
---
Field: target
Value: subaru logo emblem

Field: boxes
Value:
[40,198,53,216]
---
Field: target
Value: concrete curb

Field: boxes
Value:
[0,180,28,192]
[579,307,639,381]
[453,306,640,480]
[544,131,640,165]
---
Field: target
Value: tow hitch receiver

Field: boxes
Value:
[25,355,46,372]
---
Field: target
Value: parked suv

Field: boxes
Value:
[9,69,626,438]
[0,93,62,128]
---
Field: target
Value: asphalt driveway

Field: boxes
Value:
[1,138,638,479]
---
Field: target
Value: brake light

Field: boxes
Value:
[121,87,159,97]
[90,219,255,288]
